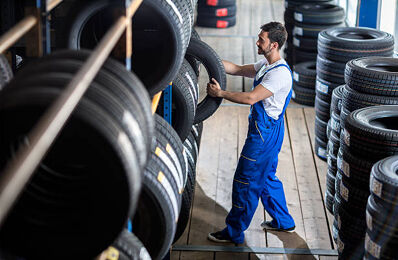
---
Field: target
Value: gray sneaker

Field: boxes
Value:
[261,221,295,232]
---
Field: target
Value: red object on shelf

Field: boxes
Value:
[216,20,228,28]
[207,0,218,6]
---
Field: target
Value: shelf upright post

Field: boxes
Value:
[163,83,172,125]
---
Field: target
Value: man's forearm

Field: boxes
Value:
[219,90,255,105]
[223,60,241,75]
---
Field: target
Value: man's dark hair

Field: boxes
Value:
[260,22,287,50]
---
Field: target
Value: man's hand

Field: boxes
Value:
[207,78,223,97]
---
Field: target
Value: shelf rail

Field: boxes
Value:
[0,0,143,226]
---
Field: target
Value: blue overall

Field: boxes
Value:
[222,63,295,244]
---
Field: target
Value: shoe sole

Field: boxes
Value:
[207,233,232,243]
[261,224,295,233]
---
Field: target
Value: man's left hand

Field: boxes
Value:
[207,78,223,97]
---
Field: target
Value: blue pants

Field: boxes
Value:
[222,119,295,244]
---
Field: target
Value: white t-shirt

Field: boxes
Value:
[253,58,292,120]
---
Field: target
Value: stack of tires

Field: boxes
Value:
[314,27,394,160]
[292,3,344,65]
[291,61,316,106]
[283,0,333,67]
[365,155,398,260]
[334,105,398,259]
[0,50,154,260]
[196,0,236,28]
[324,85,344,213]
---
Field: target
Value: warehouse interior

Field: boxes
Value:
[0,0,397,260]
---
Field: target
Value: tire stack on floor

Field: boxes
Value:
[314,27,395,160]
[0,50,154,260]
[283,0,334,67]
[365,154,398,260]
[324,85,344,214]
[291,61,316,106]
[334,106,398,259]
[196,0,237,28]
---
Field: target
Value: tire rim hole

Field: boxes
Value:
[365,64,398,73]
[369,117,398,131]
[336,32,376,40]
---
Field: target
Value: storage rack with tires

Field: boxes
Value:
[0,0,159,259]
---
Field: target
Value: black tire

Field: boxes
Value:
[330,85,345,115]
[316,55,345,85]
[154,114,188,189]
[329,111,341,135]
[315,136,327,160]
[370,155,398,206]
[318,27,394,63]
[325,189,334,214]
[315,115,328,142]
[292,36,317,52]
[315,96,330,123]
[327,149,337,174]
[198,4,236,17]
[198,0,236,7]
[293,61,316,87]
[293,48,317,64]
[196,15,236,28]
[184,132,199,164]
[186,29,201,78]
[327,128,339,156]
[0,86,140,260]
[133,152,180,260]
[157,61,196,142]
[293,22,344,38]
[326,168,336,194]
[339,106,350,130]
[191,123,203,149]
[292,83,315,106]
[337,144,374,190]
[294,4,345,25]
[316,76,341,102]
[345,57,398,96]
[342,105,398,159]
[185,38,226,123]
[285,0,334,8]
[112,230,151,260]
[0,54,12,89]
[62,0,187,95]
[180,59,200,107]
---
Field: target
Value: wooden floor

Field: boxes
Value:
[171,0,337,259]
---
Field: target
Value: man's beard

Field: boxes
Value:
[258,44,272,56]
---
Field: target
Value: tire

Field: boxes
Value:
[329,111,341,135]
[327,149,337,174]
[315,115,328,142]
[112,230,151,260]
[197,4,237,17]
[316,76,341,102]
[133,151,180,260]
[326,168,336,194]
[330,85,344,115]
[342,105,398,159]
[180,59,200,107]
[315,96,330,123]
[318,27,394,63]
[339,106,350,130]
[293,48,317,64]
[293,61,316,87]
[285,0,334,8]
[337,144,374,190]
[293,22,344,38]
[198,0,236,7]
[345,57,398,96]
[315,136,327,160]
[325,189,334,214]
[0,86,140,260]
[62,0,187,95]
[191,123,203,149]
[327,128,339,156]
[184,132,199,164]
[293,36,317,52]
[196,15,236,28]
[157,61,196,142]
[370,155,398,206]
[0,54,12,89]
[292,83,315,106]
[186,29,201,78]
[154,114,188,188]
[316,55,345,85]
[294,4,345,25]
[185,38,226,123]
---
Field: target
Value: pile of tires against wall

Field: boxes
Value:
[285,1,344,106]
[196,0,236,28]
[314,27,394,161]
[0,0,227,259]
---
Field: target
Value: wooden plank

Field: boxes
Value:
[214,106,249,260]
[285,108,331,249]
[303,108,336,249]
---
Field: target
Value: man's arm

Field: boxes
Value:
[207,78,272,105]
[223,60,257,78]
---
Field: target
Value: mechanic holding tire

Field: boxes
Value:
[206,22,295,244]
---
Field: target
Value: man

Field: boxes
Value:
[206,22,295,244]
